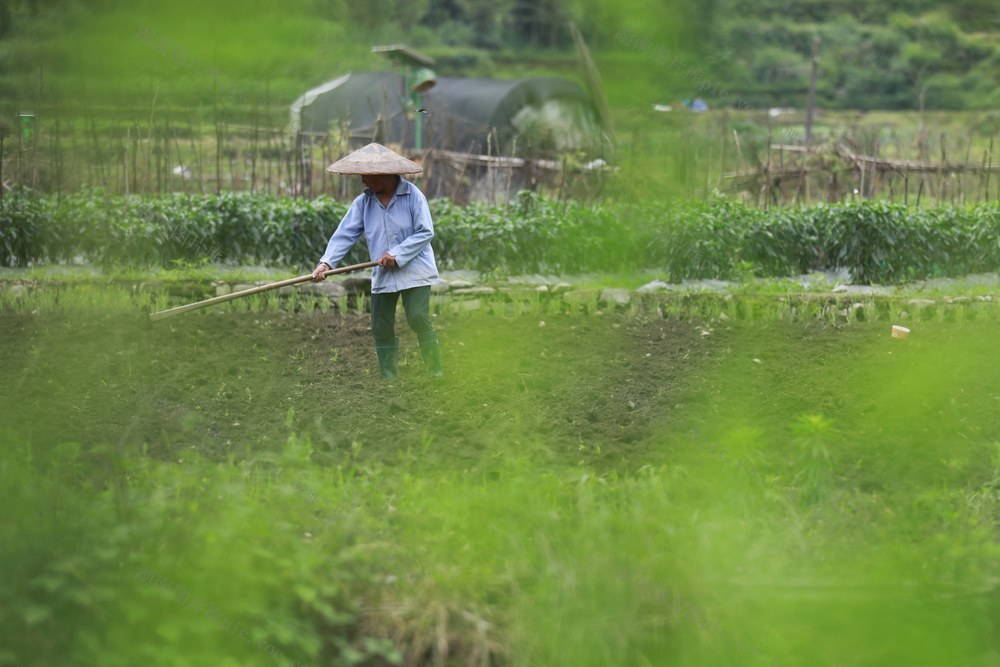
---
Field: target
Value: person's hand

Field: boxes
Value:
[378,253,398,268]
[311,262,330,282]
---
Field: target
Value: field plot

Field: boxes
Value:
[1,290,998,666]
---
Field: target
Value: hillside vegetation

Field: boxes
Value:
[0,0,997,125]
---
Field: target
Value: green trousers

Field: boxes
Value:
[371,286,442,378]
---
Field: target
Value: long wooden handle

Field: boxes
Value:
[148,260,379,322]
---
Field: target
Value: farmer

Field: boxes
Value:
[311,143,443,380]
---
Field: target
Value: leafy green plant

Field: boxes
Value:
[790,414,838,503]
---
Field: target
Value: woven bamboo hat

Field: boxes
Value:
[325,143,422,175]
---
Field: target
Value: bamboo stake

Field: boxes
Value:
[294,130,302,197]
[54,114,64,198]
[124,126,130,196]
[148,261,379,322]
[215,121,223,195]
[979,148,988,204]
[188,119,204,194]
[250,99,258,194]
[265,120,275,195]
[717,113,728,194]
[938,133,946,204]
[130,122,139,195]
[763,126,772,209]
[777,145,784,204]
[962,138,972,206]
[987,136,994,202]
[171,117,187,194]
[146,90,157,192]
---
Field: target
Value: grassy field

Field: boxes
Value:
[2,283,998,666]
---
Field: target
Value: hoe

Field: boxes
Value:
[147,260,378,322]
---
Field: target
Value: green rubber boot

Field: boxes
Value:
[375,338,399,380]
[418,331,444,378]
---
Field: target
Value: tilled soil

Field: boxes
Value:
[0,309,718,469]
[5,307,1000,481]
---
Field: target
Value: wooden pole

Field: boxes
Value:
[215,121,223,195]
[986,136,994,202]
[718,113,727,192]
[188,119,204,194]
[171,118,187,194]
[938,133,946,204]
[250,99,258,193]
[148,261,379,322]
[763,126,773,209]
[962,137,972,206]
[125,126,129,196]
[778,145,784,204]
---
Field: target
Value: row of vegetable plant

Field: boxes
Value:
[3,190,999,283]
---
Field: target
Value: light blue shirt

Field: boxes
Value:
[319,178,440,294]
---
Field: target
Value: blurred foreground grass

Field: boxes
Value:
[3,426,996,665]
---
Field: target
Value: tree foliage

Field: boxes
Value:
[0,0,996,111]
[713,3,1000,110]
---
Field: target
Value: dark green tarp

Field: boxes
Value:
[290,72,608,157]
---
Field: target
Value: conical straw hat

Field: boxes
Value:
[326,143,422,175]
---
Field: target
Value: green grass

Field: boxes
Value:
[1,283,999,665]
